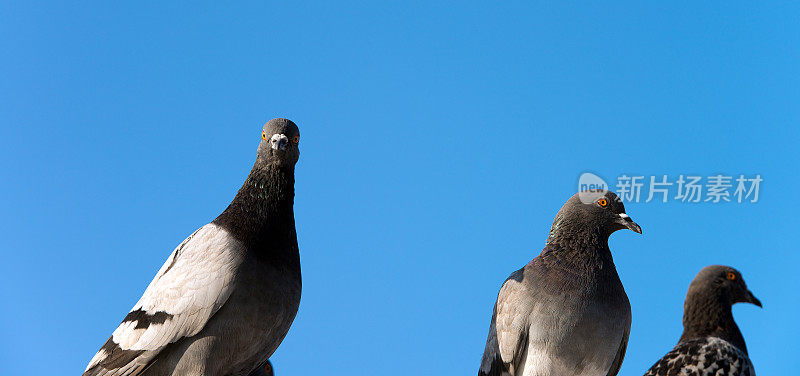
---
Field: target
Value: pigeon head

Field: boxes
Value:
[247,360,274,376]
[687,265,762,309]
[549,190,642,243]
[214,118,300,243]
[257,118,300,167]
[680,265,761,352]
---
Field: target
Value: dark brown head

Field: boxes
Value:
[686,265,762,309]
[247,360,274,376]
[549,190,642,240]
[679,265,762,352]
[257,118,300,167]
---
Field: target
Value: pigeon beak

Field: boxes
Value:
[616,213,642,234]
[744,290,762,308]
[270,134,289,151]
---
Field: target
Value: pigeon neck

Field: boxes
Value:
[545,213,612,255]
[680,290,748,354]
[213,162,299,269]
[543,223,615,272]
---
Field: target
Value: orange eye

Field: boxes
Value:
[597,198,608,207]
[726,272,736,281]
[292,135,300,144]
[261,131,267,140]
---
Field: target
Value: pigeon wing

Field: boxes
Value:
[644,337,755,376]
[83,223,243,376]
[479,269,531,376]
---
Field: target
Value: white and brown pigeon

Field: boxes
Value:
[84,118,303,376]
[643,265,761,376]
[478,190,641,376]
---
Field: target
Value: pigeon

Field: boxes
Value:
[479,190,642,376]
[643,265,761,376]
[248,360,274,376]
[84,118,303,376]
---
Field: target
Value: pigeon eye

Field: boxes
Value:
[262,131,267,141]
[292,135,299,144]
[597,198,608,207]
[726,272,736,281]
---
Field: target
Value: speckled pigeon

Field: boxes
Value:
[84,118,303,376]
[643,265,761,376]
[479,190,641,376]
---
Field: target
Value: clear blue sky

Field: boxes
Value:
[1,2,797,375]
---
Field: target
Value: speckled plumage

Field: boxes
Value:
[479,190,641,376]
[644,337,754,376]
[643,265,761,376]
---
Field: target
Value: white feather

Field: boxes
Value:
[85,223,245,374]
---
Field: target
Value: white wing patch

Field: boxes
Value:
[86,349,109,371]
[85,223,245,374]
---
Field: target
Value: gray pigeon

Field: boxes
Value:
[248,360,274,376]
[644,265,761,376]
[479,190,641,376]
[84,118,303,376]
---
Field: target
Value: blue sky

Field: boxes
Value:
[1,2,797,375]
